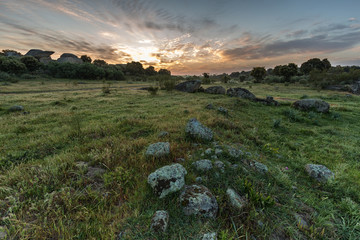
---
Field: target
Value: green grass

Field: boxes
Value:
[1,80,360,239]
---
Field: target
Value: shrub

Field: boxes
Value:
[76,63,105,80]
[104,66,125,80]
[20,73,37,79]
[157,75,177,91]
[264,75,284,83]
[147,86,159,95]
[0,56,27,74]
[0,71,12,81]
[20,56,41,72]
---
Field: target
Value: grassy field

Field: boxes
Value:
[1,79,360,239]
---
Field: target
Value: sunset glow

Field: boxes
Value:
[1,0,360,75]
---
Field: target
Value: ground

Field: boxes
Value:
[0,79,359,239]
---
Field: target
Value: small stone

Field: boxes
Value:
[202,232,217,240]
[196,177,203,183]
[148,164,187,198]
[217,107,228,115]
[226,188,247,210]
[205,148,213,155]
[179,185,218,218]
[9,105,24,112]
[305,164,334,182]
[231,164,239,169]
[225,145,244,159]
[206,104,215,109]
[250,161,268,174]
[158,131,169,138]
[211,155,218,160]
[150,210,169,232]
[146,142,170,158]
[214,161,225,172]
[176,158,185,163]
[201,153,205,157]
[186,118,213,142]
[193,160,213,172]
[295,214,309,229]
[215,149,223,156]
[85,167,106,180]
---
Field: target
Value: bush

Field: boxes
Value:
[20,56,41,72]
[264,75,284,83]
[76,63,105,80]
[0,56,27,74]
[147,86,159,95]
[20,73,37,79]
[0,71,12,81]
[157,75,177,91]
[104,66,125,80]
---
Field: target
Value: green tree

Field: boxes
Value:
[20,56,41,72]
[300,58,331,74]
[93,59,107,67]
[251,67,266,83]
[126,61,144,75]
[0,56,26,74]
[81,55,92,63]
[221,73,230,83]
[145,66,157,76]
[158,69,171,76]
[230,71,240,78]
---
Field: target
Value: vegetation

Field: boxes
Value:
[1,79,359,239]
[251,67,266,83]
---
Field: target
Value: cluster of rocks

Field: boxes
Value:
[24,49,83,64]
[325,81,360,95]
[143,117,335,236]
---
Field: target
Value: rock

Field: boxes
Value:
[5,51,21,57]
[57,53,83,64]
[295,214,309,229]
[158,131,169,138]
[215,149,223,156]
[226,188,247,210]
[211,155,218,160]
[254,96,279,106]
[148,163,187,198]
[305,164,334,182]
[293,99,330,113]
[176,158,185,163]
[205,103,215,109]
[179,185,218,218]
[227,88,256,100]
[196,177,203,183]
[150,210,169,232]
[146,142,170,157]
[205,86,226,94]
[217,107,228,115]
[8,105,24,112]
[25,49,54,60]
[202,232,217,240]
[185,118,213,142]
[193,160,213,172]
[175,80,202,93]
[225,145,244,159]
[214,161,225,172]
[250,161,268,173]
[350,81,360,94]
[39,57,52,64]
[205,148,213,155]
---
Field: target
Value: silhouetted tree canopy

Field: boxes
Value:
[145,66,157,76]
[81,55,92,63]
[158,68,171,76]
[20,56,41,72]
[251,67,266,83]
[126,61,144,75]
[93,59,107,67]
[300,58,331,74]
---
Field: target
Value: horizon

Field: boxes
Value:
[1,0,360,75]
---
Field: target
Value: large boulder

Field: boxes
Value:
[25,49,54,59]
[150,210,169,232]
[305,164,334,182]
[179,185,218,218]
[175,80,202,93]
[293,99,330,113]
[147,164,187,198]
[205,86,226,95]
[185,118,213,142]
[57,53,83,64]
[227,88,256,100]
[146,142,170,158]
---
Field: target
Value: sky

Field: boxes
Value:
[0,0,360,75]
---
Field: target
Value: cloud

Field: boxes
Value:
[349,17,357,22]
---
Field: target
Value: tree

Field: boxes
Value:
[322,58,331,70]
[300,58,331,74]
[0,56,26,74]
[202,72,210,84]
[145,66,157,76]
[81,55,92,63]
[230,71,240,78]
[221,73,230,83]
[93,59,107,67]
[126,61,144,75]
[20,56,41,72]
[158,69,171,76]
[280,63,298,81]
[1,49,22,57]
[251,67,266,83]
[203,72,209,78]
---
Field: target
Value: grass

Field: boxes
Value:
[0,79,360,239]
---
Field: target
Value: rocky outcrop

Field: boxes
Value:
[146,142,170,158]
[227,88,256,100]
[293,99,330,113]
[350,81,360,95]
[57,53,83,64]
[150,210,169,232]
[185,118,213,142]
[305,164,334,182]
[148,164,187,198]
[205,86,226,95]
[179,185,218,218]
[175,80,202,93]
[25,49,54,64]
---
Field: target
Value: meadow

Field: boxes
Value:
[1,79,360,239]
